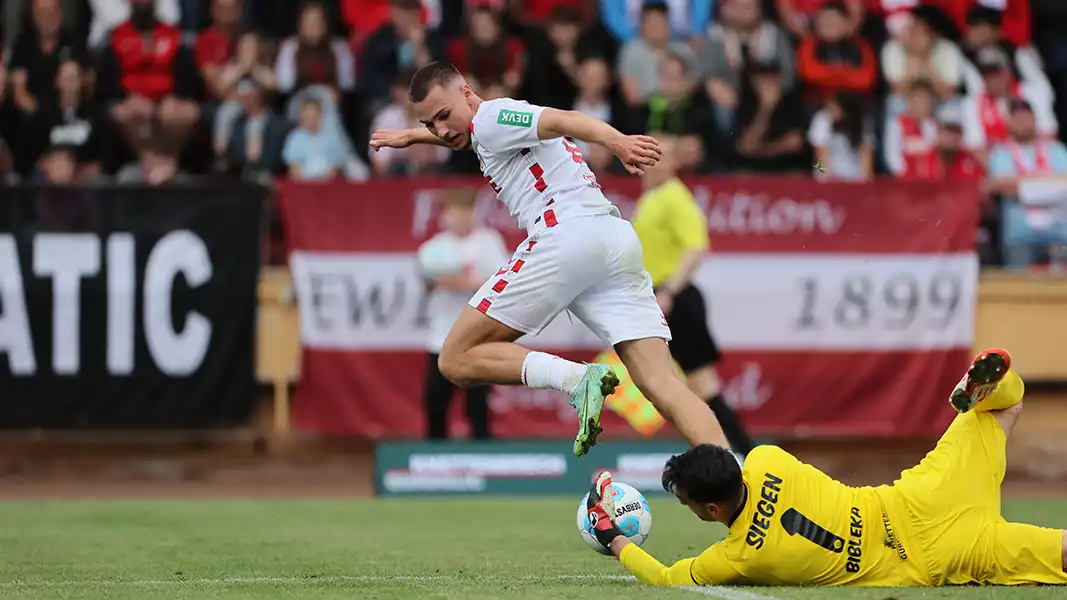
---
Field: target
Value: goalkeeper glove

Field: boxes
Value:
[586,470,624,549]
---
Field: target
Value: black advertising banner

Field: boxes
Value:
[0,184,266,428]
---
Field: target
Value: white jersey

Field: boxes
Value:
[470,98,619,232]
[420,229,510,354]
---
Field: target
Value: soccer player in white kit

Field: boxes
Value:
[371,62,727,456]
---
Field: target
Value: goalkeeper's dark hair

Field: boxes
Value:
[409,61,463,103]
[661,444,744,504]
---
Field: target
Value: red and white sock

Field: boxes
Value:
[521,351,588,395]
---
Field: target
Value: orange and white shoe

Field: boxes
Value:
[948,348,1012,414]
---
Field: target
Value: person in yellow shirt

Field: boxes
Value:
[585,348,1067,587]
[629,133,755,458]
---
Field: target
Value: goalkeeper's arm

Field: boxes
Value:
[606,536,740,586]
[607,536,700,586]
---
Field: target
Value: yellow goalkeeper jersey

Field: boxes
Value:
[621,445,930,586]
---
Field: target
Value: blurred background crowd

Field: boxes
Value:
[0,0,1065,265]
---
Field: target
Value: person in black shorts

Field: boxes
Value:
[629,134,756,458]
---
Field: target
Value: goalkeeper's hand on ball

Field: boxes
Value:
[587,471,624,549]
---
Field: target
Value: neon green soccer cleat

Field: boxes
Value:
[570,364,620,457]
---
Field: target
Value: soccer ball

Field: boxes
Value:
[416,235,464,278]
[575,481,652,555]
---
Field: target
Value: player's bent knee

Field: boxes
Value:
[436,351,473,389]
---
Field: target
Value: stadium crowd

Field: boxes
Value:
[1,0,1066,265]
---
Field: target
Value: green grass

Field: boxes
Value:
[0,498,1065,599]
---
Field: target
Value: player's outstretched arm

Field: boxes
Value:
[536,108,662,175]
[586,473,734,586]
[369,127,451,151]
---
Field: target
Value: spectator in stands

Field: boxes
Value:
[985,100,1067,268]
[115,139,191,184]
[9,0,85,122]
[807,91,874,180]
[276,1,357,121]
[572,55,625,172]
[962,47,1058,163]
[617,3,696,108]
[698,0,794,133]
[884,79,939,178]
[89,0,181,50]
[213,31,277,160]
[362,0,446,116]
[37,145,77,183]
[796,1,877,105]
[369,69,450,176]
[959,6,1051,99]
[734,59,808,173]
[881,6,964,113]
[27,60,102,180]
[99,0,201,157]
[447,6,524,97]
[939,0,1033,48]
[933,105,985,179]
[776,0,866,39]
[637,53,715,172]
[283,97,353,181]
[198,0,244,152]
[521,6,585,109]
[600,0,712,43]
[225,79,288,176]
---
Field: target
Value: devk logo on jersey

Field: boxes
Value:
[0,231,214,377]
[497,110,533,128]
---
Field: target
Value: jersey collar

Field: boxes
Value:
[726,482,749,527]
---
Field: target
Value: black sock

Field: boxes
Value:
[706,394,756,456]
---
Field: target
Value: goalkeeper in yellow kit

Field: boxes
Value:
[585,348,1067,587]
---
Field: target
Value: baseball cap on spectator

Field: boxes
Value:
[975,47,1010,73]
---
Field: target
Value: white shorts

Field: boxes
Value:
[468,214,672,347]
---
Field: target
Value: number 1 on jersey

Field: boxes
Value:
[780,508,845,553]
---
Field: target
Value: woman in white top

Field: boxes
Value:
[807,91,875,180]
[417,190,510,440]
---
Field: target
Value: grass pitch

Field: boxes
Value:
[1,497,1065,599]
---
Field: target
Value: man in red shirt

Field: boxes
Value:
[100,0,201,157]
[198,0,243,102]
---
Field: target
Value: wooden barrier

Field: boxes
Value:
[256,267,301,434]
[256,267,1067,435]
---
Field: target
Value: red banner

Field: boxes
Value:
[277,177,981,440]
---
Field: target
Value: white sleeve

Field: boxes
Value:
[1024,83,1059,138]
[474,98,546,155]
[275,39,298,93]
[933,42,963,87]
[881,42,907,83]
[157,0,180,25]
[960,57,984,97]
[1016,46,1054,101]
[883,116,904,176]
[332,39,356,91]
[807,111,832,148]
[961,97,986,150]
